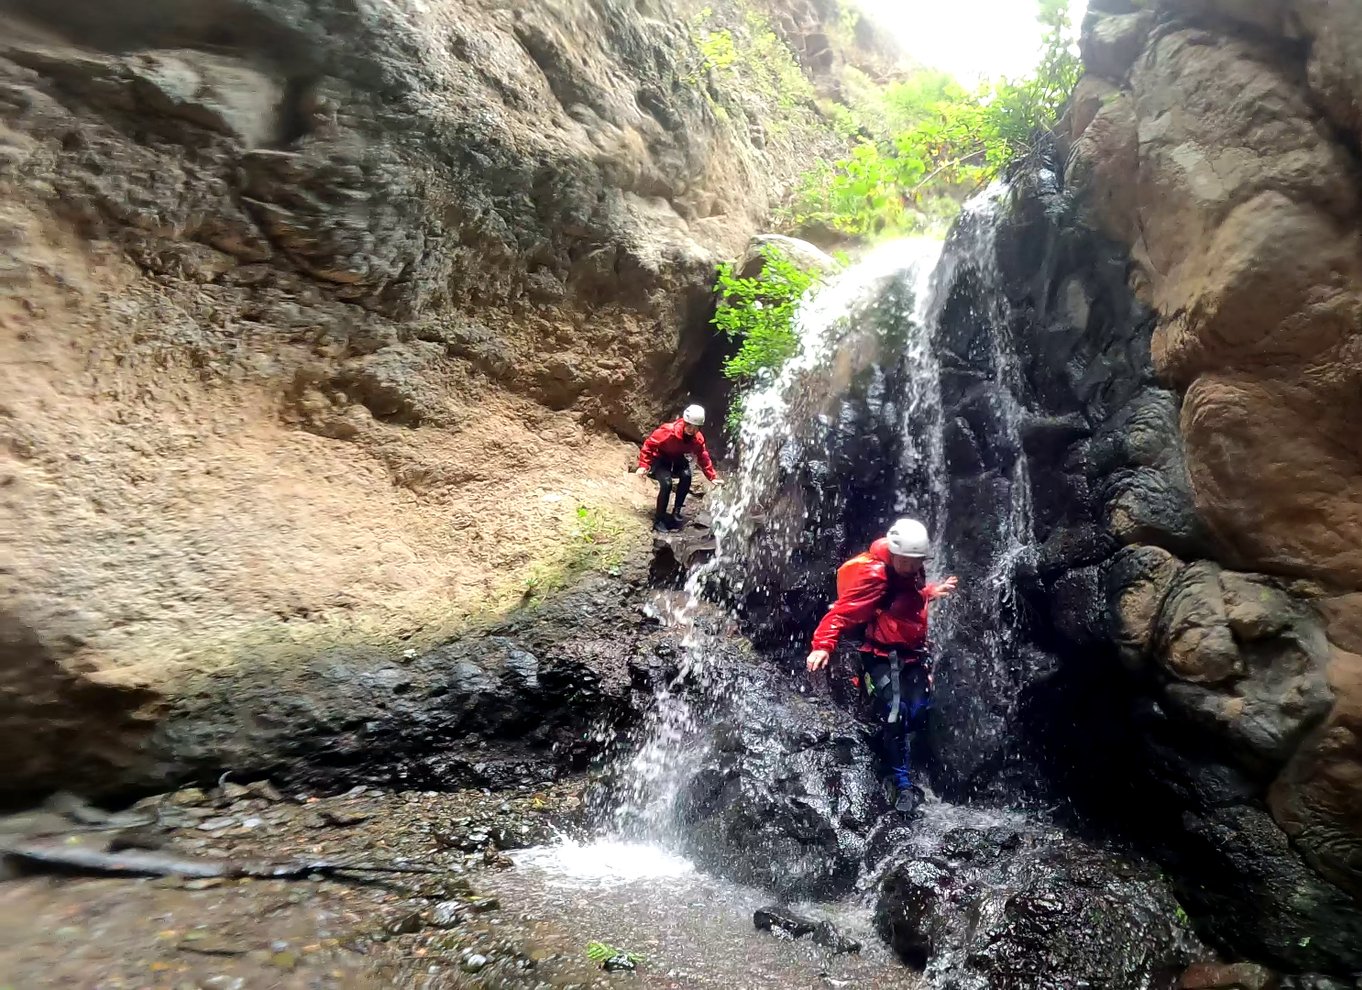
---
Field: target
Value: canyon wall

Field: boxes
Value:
[958,0,1362,973]
[0,0,854,798]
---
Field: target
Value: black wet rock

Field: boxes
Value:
[668,667,886,900]
[754,906,862,954]
[874,815,1201,990]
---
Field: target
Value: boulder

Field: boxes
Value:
[1080,9,1155,82]
[753,905,861,954]
[672,671,886,900]
[875,813,1201,988]
[738,234,840,280]
[1180,375,1362,589]
[1106,544,1185,671]
[1152,566,1333,773]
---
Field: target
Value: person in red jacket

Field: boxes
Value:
[635,404,722,532]
[806,518,958,815]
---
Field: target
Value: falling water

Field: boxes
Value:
[595,237,948,847]
[919,185,1044,797]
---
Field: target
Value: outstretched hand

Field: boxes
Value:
[806,649,830,672]
[634,466,648,476]
[936,575,959,597]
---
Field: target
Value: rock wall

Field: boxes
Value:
[953,0,1362,975]
[0,0,852,799]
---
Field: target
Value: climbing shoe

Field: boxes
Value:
[652,515,670,533]
[668,512,686,530]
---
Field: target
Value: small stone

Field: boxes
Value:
[246,781,285,802]
[425,901,464,929]
[269,951,298,971]
[462,953,488,973]
[319,808,371,828]
[170,788,209,807]
[183,878,225,890]
[467,896,500,914]
[220,782,250,801]
[197,817,236,832]
[199,977,245,990]
[178,933,248,956]
[386,911,424,935]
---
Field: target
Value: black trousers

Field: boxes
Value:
[649,457,691,517]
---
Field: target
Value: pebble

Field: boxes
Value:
[425,901,464,929]
[462,953,488,973]
[197,817,236,831]
[199,978,245,990]
[246,780,285,802]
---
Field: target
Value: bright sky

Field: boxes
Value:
[853,0,1090,84]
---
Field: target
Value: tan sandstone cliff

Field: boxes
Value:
[0,0,857,796]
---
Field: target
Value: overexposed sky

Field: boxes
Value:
[854,0,1089,84]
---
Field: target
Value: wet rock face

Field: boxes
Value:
[933,0,1362,972]
[18,563,674,802]
[672,670,887,899]
[948,158,1362,973]
[874,813,1200,989]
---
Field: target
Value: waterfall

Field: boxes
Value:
[595,237,948,845]
[921,186,1044,799]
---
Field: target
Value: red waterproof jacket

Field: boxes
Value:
[810,538,944,655]
[638,418,718,481]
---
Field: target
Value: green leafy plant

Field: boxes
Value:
[686,6,816,136]
[781,0,1082,238]
[586,940,644,965]
[712,245,826,432]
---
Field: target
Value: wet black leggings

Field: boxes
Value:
[862,655,932,791]
[650,457,692,517]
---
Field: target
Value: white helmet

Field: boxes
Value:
[682,404,706,427]
[886,518,932,558]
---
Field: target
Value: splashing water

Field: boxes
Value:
[513,839,696,888]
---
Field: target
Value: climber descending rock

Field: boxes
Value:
[635,405,722,532]
[806,519,958,816]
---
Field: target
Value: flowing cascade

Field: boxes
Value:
[920,187,1045,800]
[596,238,948,846]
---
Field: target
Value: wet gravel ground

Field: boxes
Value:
[0,780,920,989]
